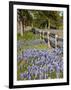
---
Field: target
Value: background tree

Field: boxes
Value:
[17,9,33,36]
[29,10,63,29]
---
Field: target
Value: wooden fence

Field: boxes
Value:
[35,29,63,48]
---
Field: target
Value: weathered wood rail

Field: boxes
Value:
[34,29,63,48]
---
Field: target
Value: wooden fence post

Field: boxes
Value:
[55,34,58,48]
[43,31,44,41]
[48,31,50,48]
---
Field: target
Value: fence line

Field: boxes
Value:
[35,29,63,48]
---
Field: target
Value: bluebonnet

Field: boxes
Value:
[18,47,63,80]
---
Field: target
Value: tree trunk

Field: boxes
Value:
[45,23,47,30]
[32,22,33,28]
[48,19,50,30]
[20,21,23,36]
[23,19,25,33]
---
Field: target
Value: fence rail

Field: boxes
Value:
[34,29,63,48]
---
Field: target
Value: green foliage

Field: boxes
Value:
[17,9,63,37]
[17,9,33,22]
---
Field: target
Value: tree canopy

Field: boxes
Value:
[17,9,63,36]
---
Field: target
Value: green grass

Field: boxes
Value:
[33,43,48,50]
[17,31,40,40]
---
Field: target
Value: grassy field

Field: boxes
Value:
[17,31,48,54]
[17,31,40,40]
[17,30,63,80]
